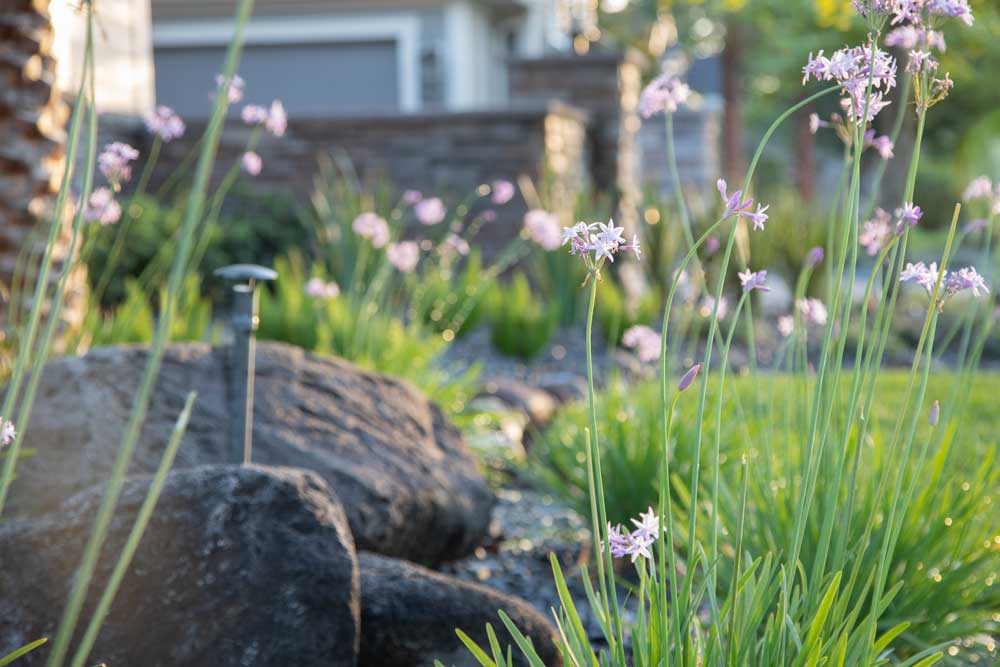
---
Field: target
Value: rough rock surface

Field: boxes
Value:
[10,342,494,563]
[0,465,360,667]
[358,552,562,667]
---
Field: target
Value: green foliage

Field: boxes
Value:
[64,275,215,353]
[487,273,557,360]
[411,250,489,337]
[595,273,662,345]
[82,187,310,307]
[257,253,479,418]
[530,372,1000,657]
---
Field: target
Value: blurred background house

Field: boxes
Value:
[47,0,720,233]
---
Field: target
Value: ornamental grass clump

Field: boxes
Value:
[457,1,995,665]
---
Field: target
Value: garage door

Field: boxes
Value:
[154,40,400,117]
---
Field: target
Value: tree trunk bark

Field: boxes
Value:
[794,101,817,201]
[0,0,83,330]
[721,18,746,187]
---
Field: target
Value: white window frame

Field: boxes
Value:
[153,13,422,111]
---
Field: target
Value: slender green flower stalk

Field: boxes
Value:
[68,392,197,667]
[44,1,256,664]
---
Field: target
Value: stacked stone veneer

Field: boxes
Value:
[137,103,590,245]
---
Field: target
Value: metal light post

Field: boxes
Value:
[214,264,277,464]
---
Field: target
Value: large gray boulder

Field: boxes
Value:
[359,552,561,667]
[11,342,494,563]
[0,465,360,667]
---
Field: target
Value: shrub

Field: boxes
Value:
[488,273,557,360]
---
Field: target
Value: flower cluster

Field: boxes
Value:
[353,212,390,248]
[305,277,340,299]
[809,113,894,159]
[241,100,287,137]
[83,187,122,225]
[803,43,897,124]
[797,298,829,327]
[415,197,447,225]
[523,209,561,251]
[98,142,140,191]
[717,179,769,229]
[605,508,660,563]
[638,74,692,118]
[622,325,662,363]
[860,208,893,255]
[901,262,990,300]
[738,269,770,293]
[241,151,262,176]
[215,73,245,103]
[855,0,973,29]
[144,105,186,142]
[0,417,15,448]
[561,220,641,272]
[491,180,515,205]
[387,241,420,273]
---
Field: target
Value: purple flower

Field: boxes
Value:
[83,187,122,225]
[0,417,15,448]
[481,209,497,222]
[777,315,795,337]
[638,74,692,118]
[561,219,639,267]
[352,212,390,248]
[491,180,515,205]
[266,100,287,137]
[803,44,897,124]
[963,176,993,202]
[705,236,721,255]
[944,266,990,298]
[928,400,940,426]
[630,507,660,542]
[678,363,702,393]
[403,190,423,204]
[797,298,828,326]
[964,218,989,234]
[717,179,753,217]
[744,203,770,231]
[738,268,770,293]
[622,325,661,362]
[415,197,447,225]
[305,277,340,299]
[241,104,269,125]
[896,202,923,228]
[906,49,938,75]
[98,142,139,190]
[603,523,630,559]
[928,0,974,26]
[860,209,893,255]
[144,105,185,141]
[808,113,826,135]
[523,209,562,251]
[805,246,825,269]
[387,241,420,273]
[900,261,941,294]
[444,233,470,256]
[864,131,895,160]
[241,151,262,176]
[215,73,245,103]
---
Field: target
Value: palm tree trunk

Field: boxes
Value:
[0,0,83,330]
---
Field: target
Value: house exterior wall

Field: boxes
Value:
[51,0,154,115]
